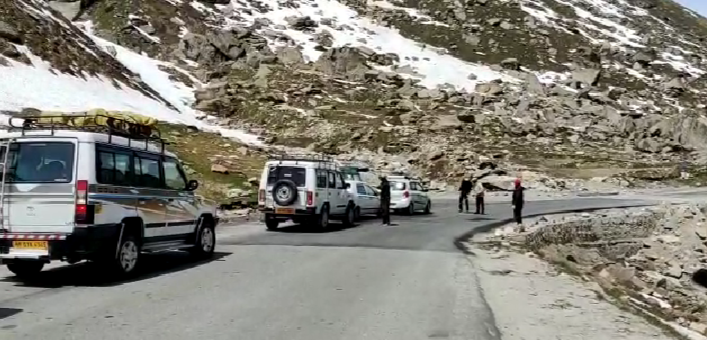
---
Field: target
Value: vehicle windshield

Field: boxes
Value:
[267,165,306,187]
[343,172,362,181]
[390,181,406,190]
[0,142,75,183]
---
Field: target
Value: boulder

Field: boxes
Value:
[0,20,21,44]
[571,69,601,86]
[314,47,371,80]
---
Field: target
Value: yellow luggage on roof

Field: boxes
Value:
[35,109,158,128]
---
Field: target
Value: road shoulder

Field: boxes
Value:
[465,246,674,340]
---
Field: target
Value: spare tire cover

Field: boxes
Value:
[272,180,298,206]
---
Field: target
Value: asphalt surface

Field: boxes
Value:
[0,196,653,340]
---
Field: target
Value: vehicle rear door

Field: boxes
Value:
[389,180,407,203]
[267,165,307,210]
[132,152,168,234]
[326,171,344,215]
[315,169,328,213]
[355,183,371,211]
[410,181,422,207]
[162,157,197,235]
[93,145,138,227]
[3,139,78,234]
[364,184,380,213]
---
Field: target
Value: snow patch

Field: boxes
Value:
[221,0,514,91]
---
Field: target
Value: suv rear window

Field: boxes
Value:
[390,181,406,190]
[2,142,75,183]
[267,166,306,187]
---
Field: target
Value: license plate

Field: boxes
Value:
[276,207,295,214]
[12,241,48,250]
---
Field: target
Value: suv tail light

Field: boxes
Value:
[258,189,266,205]
[306,191,314,206]
[75,180,88,223]
[403,191,410,199]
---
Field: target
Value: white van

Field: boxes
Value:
[0,115,218,277]
[258,155,356,230]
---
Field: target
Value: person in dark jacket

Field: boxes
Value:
[511,178,524,226]
[379,176,391,226]
[458,178,472,213]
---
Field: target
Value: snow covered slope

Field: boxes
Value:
[0,0,261,144]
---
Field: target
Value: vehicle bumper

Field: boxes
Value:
[260,207,317,219]
[0,225,120,263]
[390,199,411,209]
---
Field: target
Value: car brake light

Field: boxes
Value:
[75,180,88,222]
[258,189,266,205]
[306,191,314,206]
[403,191,410,198]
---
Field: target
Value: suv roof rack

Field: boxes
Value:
[274,154,335,163]
[270,153,338,171]
[6,113,168,153]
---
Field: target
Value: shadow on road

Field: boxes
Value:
[0,308,22,321]
[269,221,358,234]
[1,251,231,288]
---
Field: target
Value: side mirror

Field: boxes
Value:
[345,182,351,189]
[186,179,199,191]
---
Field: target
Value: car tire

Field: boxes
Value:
[272,180,298,206]
[265,215,279,231]
[317,205,330,230]
[113,234,140,277]
[343,205,355,227]
[407,202,415,215]
[7,261,44,278]
[190,220,216,259]
[353,206,361,222]
[424,201,431,214]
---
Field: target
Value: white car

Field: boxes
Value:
[346,180,381,220]
[0,114,218,278]
[258,155,356,230]
[387,175,432,215]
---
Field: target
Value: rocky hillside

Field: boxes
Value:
[3,0,707,197]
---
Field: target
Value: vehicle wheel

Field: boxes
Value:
[191,220,216,259]
[407,202,415,215]
[353,206,361,222]
[317,205,330,230]
[114,234,140,276]
[7,261,44,278]
[343,205,355,227]
[424,201,431,214]
[265,215,279,231]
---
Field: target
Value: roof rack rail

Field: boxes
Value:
[6,113,168,153]
[273,154,335,163]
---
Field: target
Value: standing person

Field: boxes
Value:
[458,177,472,213]
[379,176,391,226]
[474,180,485,214]
[511,178,524,228]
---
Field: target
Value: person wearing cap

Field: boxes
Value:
[379,176,391,226]
[511,178,524,226]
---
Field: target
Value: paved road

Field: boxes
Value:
[0,197,653,340]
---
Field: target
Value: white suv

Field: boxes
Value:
[0,114,218,278]
[258,155,356,230]
[387,175,432,215]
